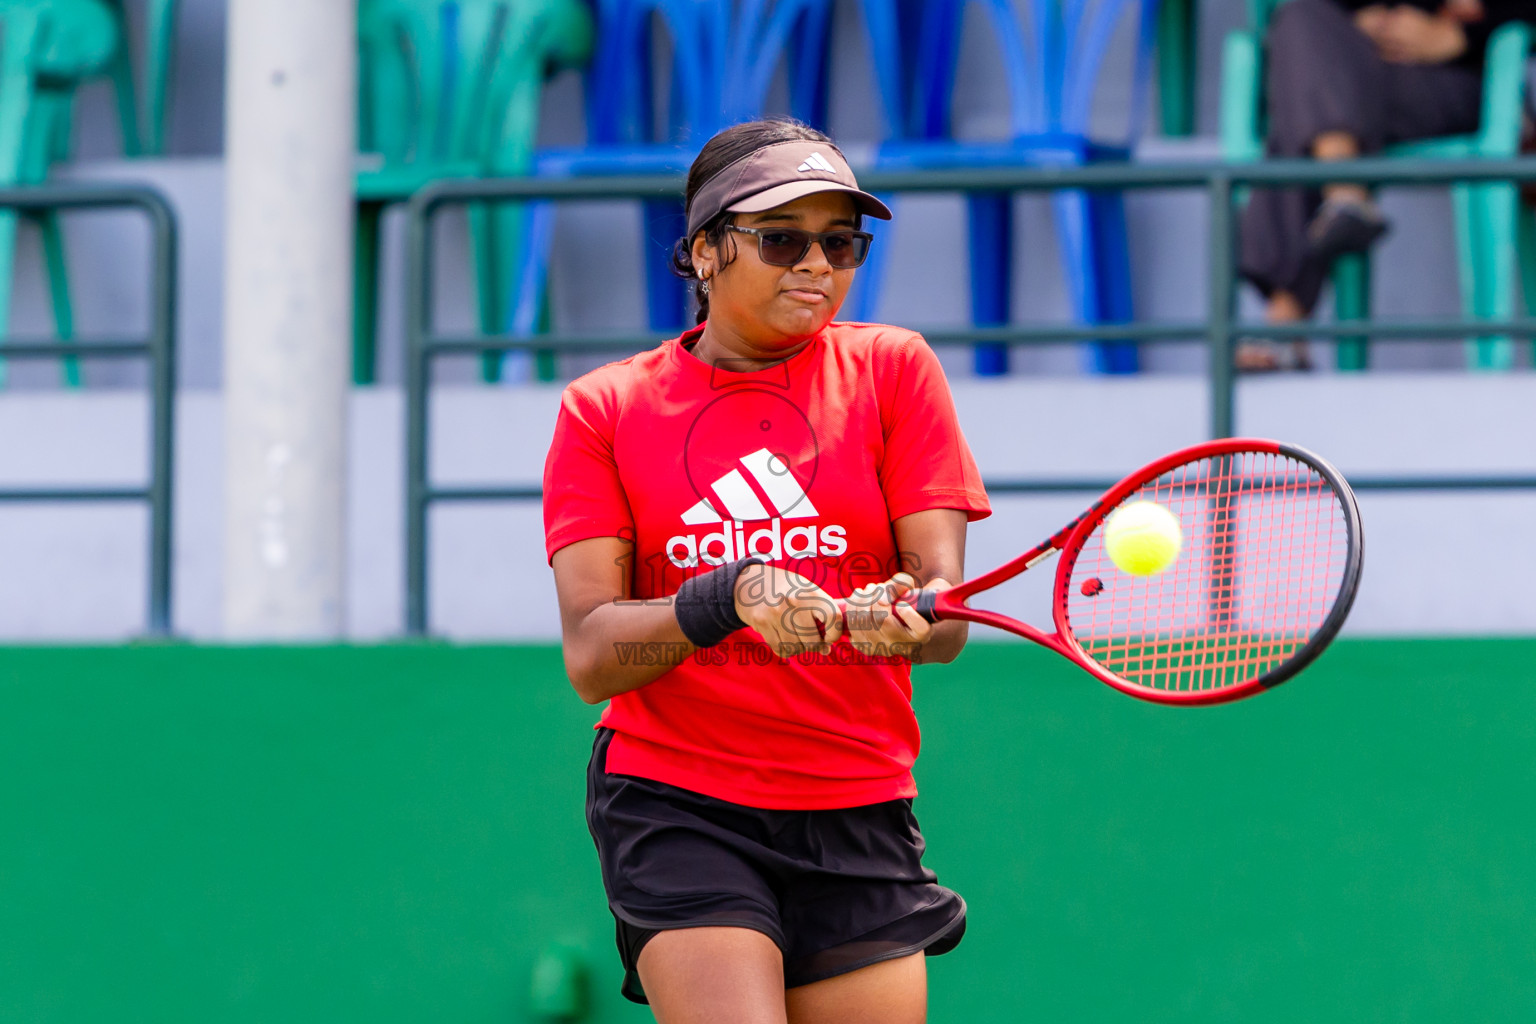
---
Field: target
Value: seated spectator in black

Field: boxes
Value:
[1237,0,1535,371]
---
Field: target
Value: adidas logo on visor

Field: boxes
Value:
[796,152,836,174]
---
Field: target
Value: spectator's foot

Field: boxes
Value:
[1306,197,1390,263]
[1234,339,1313,373]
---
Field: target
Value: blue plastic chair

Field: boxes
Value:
[847,0,1161,375]
[514,0,830,349]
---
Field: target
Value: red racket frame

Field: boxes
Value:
[848,438,1363,706]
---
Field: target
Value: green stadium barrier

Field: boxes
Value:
[3,640,1534,1022]
[0,182,178,638]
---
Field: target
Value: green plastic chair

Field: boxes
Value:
[1156,0,1197,137]
[0,0,118,388]
[355,0,592,386]
[99,0,177,155]
[1221,0,1532,370]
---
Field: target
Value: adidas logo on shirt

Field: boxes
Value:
[796,152,836,174]
[682,447,817,523]
[667,447,846,568]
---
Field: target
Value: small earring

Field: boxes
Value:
[699,278,711,295]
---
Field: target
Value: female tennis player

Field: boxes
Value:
[543,118,990,1023]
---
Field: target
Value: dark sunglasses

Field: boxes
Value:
[726,224,874,269]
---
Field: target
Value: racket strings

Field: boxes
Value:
[1065,451,1351,695]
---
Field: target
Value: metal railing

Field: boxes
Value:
[401,157,1536,634]
[0,184,178,637]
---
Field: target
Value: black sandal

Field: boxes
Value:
[1234,338,1314,373]
[1306,197,1390,264]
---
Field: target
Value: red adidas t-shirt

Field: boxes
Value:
[543,321,990,809]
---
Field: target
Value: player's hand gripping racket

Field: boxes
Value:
[841,439,1363,705]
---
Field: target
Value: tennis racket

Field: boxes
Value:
[841,439,1364,706]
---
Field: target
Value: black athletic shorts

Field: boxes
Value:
[585,728,966,1004]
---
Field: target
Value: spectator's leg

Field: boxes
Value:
[1312,131,1366,204]
[1310,60,1481,265]
[1378,62,1482,147]
[1237,0,1390,369]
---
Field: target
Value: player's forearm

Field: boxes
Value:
[912,619,968,664]
[562,599,697,703]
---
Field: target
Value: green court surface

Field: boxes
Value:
[2,640,1533,1022]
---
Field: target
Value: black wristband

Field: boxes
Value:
[674,557,766,649]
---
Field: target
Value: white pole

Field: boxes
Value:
[221,0,356,639]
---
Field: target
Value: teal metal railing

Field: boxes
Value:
[0,184,178,637]
[400,158,1536,634]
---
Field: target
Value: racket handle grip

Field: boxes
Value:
[827,589,942,632]
[910,588,940,623]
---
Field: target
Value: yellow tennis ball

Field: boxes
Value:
[1103,501,1183,576]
